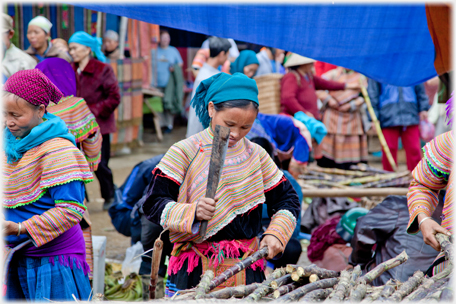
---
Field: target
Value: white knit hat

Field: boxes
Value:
[28,16,52,34]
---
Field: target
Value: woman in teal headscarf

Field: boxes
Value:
[68,31,121,210]
[230,50,259,78]
[140,72,300,297]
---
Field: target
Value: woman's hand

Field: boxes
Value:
[2,221,23,236]
[328,98,339,109]
[195,198,216,221]
[260,235,284,259]
[418,213,451,251]
[345,83,361,90]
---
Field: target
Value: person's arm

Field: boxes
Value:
[81,130,102,171]
[313,75,346,91]
[280,73,308,114]
[21,181,86,247]
[175,48,184,67]
[415,84,430,121]
[257,147,300,258]
[407,132,453,250]
[90,64,121,119]
[367,79,381,120]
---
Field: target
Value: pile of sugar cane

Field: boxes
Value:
[298,164,412,190]
[168,233,453,302]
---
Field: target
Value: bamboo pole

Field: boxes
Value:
[360,82,398,171]
[300,188,408,197]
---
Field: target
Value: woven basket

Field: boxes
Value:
[254,73,283,114]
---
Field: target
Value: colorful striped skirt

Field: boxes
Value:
[320,134,368,164]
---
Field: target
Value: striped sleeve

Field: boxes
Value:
[264,210,297,246]
[407,132,453,234]
[160,201,199,234]
[22,181,86,247]
[81,130,102,172]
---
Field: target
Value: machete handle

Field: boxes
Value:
[200,221,209,237]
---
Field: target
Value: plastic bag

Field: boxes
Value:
[121,241,144,278]
[419,120,435,143]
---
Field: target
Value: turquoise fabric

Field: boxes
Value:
[190,72,259,128]
[230,50,259,74]
[4,112,75,164]
[294,111,328,144]
[69,31,106,63]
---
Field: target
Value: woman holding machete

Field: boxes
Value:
[141,72,300,297]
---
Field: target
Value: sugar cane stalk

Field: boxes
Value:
[406,276,451,301]
[202,283,261,299]
[435,232,453,263]
[376,279,398,301]
[275,277,339,302]
[194,270,215,299]
[207,247,268,292]
[271,274,292,289]
[360,81,398,171]
[356,251,408,285]
[301,288,333,302]
[246,268,286,301]
[360,288,382,303]
[345,265,362,299]
[307,167,369,177]
[337,172,408,186]
[272,282,300,299]
[388,271,423,302]
[327,269,351,302]
[348,282,367,302]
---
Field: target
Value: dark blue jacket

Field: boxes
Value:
[367,79,430,128]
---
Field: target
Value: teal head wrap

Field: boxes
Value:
[230,50,259,74]
[69,31,106,63]
[190,72,259,128]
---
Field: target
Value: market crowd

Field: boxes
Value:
[1,13,453,301]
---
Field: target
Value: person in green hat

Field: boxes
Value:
[140,72,300,297]
[230,50,259,78]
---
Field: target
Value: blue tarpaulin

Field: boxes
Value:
[68,3,437,86]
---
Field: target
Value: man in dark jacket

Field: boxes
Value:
[367,80,430,171]
[349,195,443,286]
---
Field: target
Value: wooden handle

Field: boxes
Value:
[149,238,164,299]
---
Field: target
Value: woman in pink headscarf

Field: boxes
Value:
[2,70,93,300]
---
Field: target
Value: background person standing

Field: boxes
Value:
[69,31,121,210]
[155,30,183,133]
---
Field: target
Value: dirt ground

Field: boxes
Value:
[87,126,408,263]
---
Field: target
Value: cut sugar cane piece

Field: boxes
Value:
[301,288,333,302]
[356,251,408,285]
[309,274,319,283]
[275,277,338,302]
[271,274,292,289]
[194,270,214,299]
[202,283,261,299]
[348,282,367,302]
[435,232,453,263]
[328,269,351,302]
[272,282,299,299]
[246,268,286,302]
[207,247,268,292]
[388,270,423,302]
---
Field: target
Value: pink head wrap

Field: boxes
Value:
[3,69,63,107]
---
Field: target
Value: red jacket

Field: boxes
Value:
[280,72,345,120]
[72,59,121,135]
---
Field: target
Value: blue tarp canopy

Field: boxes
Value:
[69,3,437,86]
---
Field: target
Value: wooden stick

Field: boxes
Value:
[202,283,261,299]
[246,268,286,301]
[387,271,423,302]
[360,82,398,171]
[300,188,408,197]
[356,251,408,285]
[149,236,164,299]
[207,247,268,292]
[275,278,339,302]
